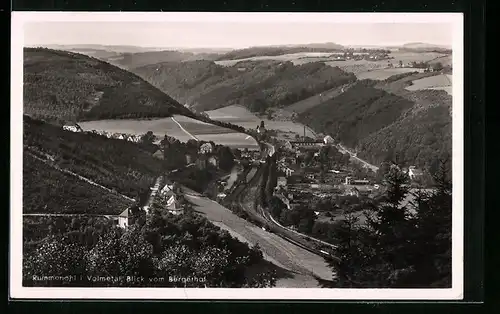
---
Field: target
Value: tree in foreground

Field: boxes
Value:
[329,160,452,288]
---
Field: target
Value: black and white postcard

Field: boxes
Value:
[10,12,464,300]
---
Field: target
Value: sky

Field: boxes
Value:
[24,21,453,49]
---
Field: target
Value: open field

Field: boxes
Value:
[405,74,452,95]
[185,193,334,287]
[356,67,426,80]
[206,105,317,138]
[214,52,334,67]
[78,117,194,142]
[78,115,259,149]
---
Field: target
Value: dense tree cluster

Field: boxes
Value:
[133,60,357,113]
[23,155,133,214]
[23,209,277,288]
[23,48,191,124]
[328,162,452,287]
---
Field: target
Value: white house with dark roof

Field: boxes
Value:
[160,183,183,215]
[117,208,131,228]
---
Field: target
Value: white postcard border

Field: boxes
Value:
[10,12,464,300]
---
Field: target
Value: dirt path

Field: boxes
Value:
[171,116,199,141]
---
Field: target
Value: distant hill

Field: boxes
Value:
[23,153,134,215]
[285,42,345,50]
[132,59,357,112]
[37,44,166,53]
[100,50,221,69]
[402,42,452,50]
[216,44,344,61]
[23,48,193,124]
[398,42,452,54]
[297,79,452,169]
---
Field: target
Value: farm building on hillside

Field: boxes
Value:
[106,208,132,229]
[62,123,83,133]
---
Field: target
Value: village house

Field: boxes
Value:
[345,177,370,185]
[161,183,183,215]
[117,208,131,228]
[107,207,132,228]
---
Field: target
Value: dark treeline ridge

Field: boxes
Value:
[298,79,452,170]
[23,47,192,125]
[23,154,133,215]
[132,60,357,113]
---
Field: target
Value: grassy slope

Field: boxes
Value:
[24,116,164,199]
[23,48,192,124]
[132,60,357,112]
[215,45,344,61]
[23,154,133,215]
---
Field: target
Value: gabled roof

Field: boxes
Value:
[119,208,130,217]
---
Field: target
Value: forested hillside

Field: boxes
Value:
[298,80,452,169]
[23,116,163,200]
[23,154,133,215]
[133,60,357,112]
[23,48,192,124]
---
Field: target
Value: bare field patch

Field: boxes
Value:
[206,105,317,138]
[356,68,426,80]
[405,74,452,95]
[78,118,194,142]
